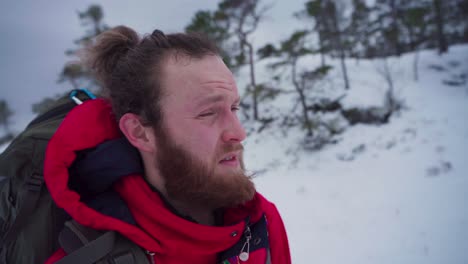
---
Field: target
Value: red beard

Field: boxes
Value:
[154,128,255,209]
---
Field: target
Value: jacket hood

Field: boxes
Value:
[44,98,162,252]
[44,98,266,256]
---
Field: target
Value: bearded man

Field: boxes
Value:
[45,26,291,264]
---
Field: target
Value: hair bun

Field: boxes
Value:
[151,29,165,37]
[149,29,170,48]
[85,25,140,86]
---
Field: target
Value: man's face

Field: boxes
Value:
[153,54,255,208]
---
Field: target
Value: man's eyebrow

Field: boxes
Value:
[195,95,240,107]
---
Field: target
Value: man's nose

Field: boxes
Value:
[222,115,247,143]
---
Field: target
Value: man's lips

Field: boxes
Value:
[219,152,240,166]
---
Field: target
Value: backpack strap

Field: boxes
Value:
[57,221,116,264]
[0,173,44,248]
[57,220,150,264]
[0,129,53,248]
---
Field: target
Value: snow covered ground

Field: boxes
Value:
[245,45,468,263]
[1,44,467,264]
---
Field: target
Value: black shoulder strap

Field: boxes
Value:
[0,174,44,248]
[57,220,115,264]
[57,220,150,264]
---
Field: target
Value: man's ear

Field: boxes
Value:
[119,113,155,153]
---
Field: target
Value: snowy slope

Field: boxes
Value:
[245,45,468,264]
[1,44,467,264]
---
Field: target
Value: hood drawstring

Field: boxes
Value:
[146,250,156,264]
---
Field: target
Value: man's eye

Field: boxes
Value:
[199,112,215,117]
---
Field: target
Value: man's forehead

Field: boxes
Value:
[162,55,238,99]
[164,55,233,81]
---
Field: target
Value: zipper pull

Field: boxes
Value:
[146,250,156,264]
[239,226,252,262]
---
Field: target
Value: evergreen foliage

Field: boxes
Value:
[0,100,13,134]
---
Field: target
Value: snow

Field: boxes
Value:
[1,43,468,263]
[245,45,468,263]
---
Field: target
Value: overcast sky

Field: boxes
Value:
[0,0,305,128]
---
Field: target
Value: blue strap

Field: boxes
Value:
[69,88,97,105]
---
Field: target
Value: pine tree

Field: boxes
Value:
[299,0,351,90]
[455,0,468,42]
[295,0,331,67]
[185,10,233,68]
[325,0,350,89]
[0,100,13,135]
[400,1,431,80]
[34,4,109,115]
[59,4,109,91]
[432,0,448,54]
[347,0,373,58]
[259,31,331,136]
[215,0,271,121]
[373,0,399,56]
[58,63,87,90]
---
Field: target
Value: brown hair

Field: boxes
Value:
[85,25,220,128]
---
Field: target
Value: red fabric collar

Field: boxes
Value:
[115,174,261,255]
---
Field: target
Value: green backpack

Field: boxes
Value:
[0,89,149,264]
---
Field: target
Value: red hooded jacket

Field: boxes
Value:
[44,99,291,264]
